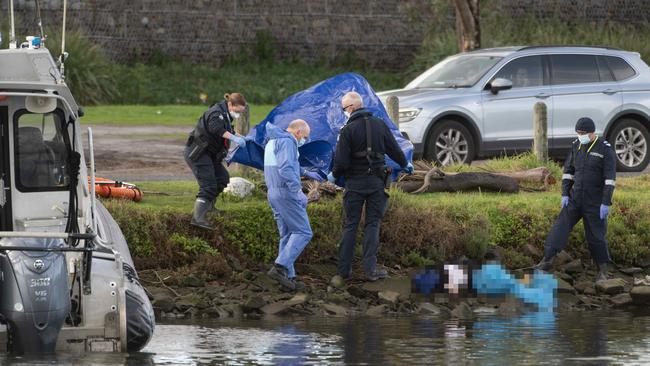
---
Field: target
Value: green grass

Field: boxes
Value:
[82,104,275,126]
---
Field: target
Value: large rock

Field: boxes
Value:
[378,290,400,305]
[555,251,573,265]
[362,277,411,300]
[182,275,206,288]
[562,259,583,275]
[329,275,346,289]
[176,294,209,311]
[498,297,525,316]
[557,278,576,294]
[224,177,255,198]
[630,286,650,304]
[574,281,596,296]
[610,293,633,307]
[322,303,349,317]
[417,302,441,315]
[242,295,266,312]
[285,293,309,307]
[204,306,230,318]
[596,278,626,295]
[620,267,644,275]
[153,298,175,313]
[366,304,388,317]
[451,302,474,319]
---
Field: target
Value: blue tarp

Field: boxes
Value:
[230,73,413,177]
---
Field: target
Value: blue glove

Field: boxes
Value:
[298,191,308,207]
[229,135,246,147]
[600,204,609,220]
[405,163,414,175]
[327,172,335,183]
[561,196,569,209]
[303,170,324,182]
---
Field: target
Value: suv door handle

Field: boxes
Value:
[602,89,618,95]
[535,93,550,99]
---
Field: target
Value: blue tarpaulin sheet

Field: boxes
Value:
[230,72,413,176]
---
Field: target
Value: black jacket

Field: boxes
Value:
[332,108,407,179]
[562,137,616,206]
[193,100,234,155]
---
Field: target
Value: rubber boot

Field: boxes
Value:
[595,263,608,282]
[191,198,215,230]
[533,256,554,271]
[207,198,224,216]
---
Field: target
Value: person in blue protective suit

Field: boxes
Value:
[265,119,324,290]
[535,117,616,282]
[329,91,413,282]
[184,93,248,230]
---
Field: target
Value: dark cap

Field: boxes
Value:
[575,117,595,133]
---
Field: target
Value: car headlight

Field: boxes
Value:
[398,108,422,123]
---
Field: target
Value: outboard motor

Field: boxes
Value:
[0,237,70,354]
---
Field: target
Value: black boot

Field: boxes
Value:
[267,264,296,291]
[191,198,215,230]
[533,256,554,271]
[596,263,608,282]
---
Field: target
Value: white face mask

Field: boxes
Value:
[298,137,306,147]
[577,134,591,145]
[344,111,351,118]
[230,111,241,119]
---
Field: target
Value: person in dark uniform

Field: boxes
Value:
[535,117,616,282]
[329,91,413,282]
[184,93,248,230]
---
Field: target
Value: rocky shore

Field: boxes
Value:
[139,251,650,320]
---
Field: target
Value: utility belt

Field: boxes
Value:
[186,131,227,162]
[346,165,393,189]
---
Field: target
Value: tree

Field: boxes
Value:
[452,0,480,52]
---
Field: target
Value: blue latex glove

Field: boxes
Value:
[327,172,335,183]
[405,163,414,175]
[298,191,308,207]
[561,196,569,209]
[303,170,324,182]
[229,135,246,147]
[600,204,609,220]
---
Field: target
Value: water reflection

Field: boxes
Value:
[1,310,649,365]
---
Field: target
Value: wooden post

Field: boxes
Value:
[386,95,399,130]
[533,102,548,162]
[234,104,250,176]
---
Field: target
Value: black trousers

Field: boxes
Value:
[338,175,389,277]
[544,199,610,265]
[183,146,229,201]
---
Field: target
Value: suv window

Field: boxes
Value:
[604,56,636,81]
[550,54,600,85]
[596,56,615,82]
[493,56,544,88]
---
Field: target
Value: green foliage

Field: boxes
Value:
[169,233,218,256]
[253,30,277,62]
[44,30,118,105]
[401,251,434,267]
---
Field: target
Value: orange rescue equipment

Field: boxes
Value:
[89,177,143,202]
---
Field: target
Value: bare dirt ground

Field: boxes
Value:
[85,125,194,181]
[88,125,649,182]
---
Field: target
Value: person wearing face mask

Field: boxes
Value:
[264,119,323,291]
[535,117,616,283]
[184,92,248,230]
[329,91,413,282]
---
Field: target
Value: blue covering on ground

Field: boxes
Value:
[472,264,558,312]
[230,72,413,177]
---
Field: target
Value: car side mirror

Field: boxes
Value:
[487,78,513,94]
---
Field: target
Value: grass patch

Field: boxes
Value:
[104,163,650,276]
[82,104,274,126]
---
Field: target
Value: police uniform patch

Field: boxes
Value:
[590,152,604,158]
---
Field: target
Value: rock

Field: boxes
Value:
[362,277,411,300]
[557,278,576,294]
[223,177,255,198]
[325,292,348,305]
[330,275,346,289]
[630,286,650,304]
[556,272,574,285]
[285,293,308,307]
[562,259,583,275]
[378,290,400,305]
[176,294,208,311]
[322,303,349,317]
[596,278,626,295]
[634,253,650,268]
[451,302,474,319]
[634,275,650,286]
[522,244,542,258]
[557,293,580,311]
[146,286,175,302]
[555,251,573,265]
[574,281,595,295]
[498,297,525,316]
[153,298,175,313]
[242,296,266,312]
[620,267,644,275]
[610,293,633,307]
[204,306,230,318]
[347,285,374,299]
[473,306,498,314]
[226,254,244,272]
[255,273,281,291]
[366,304,388,317]
[221,304,243,318]
[417,302,441,315]
[182,275,205,288]
[261,302,290,315]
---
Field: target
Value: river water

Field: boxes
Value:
[2,310,650,365]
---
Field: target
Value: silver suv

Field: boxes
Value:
[379,46,650,171]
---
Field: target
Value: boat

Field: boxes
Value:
[0,0,154,354]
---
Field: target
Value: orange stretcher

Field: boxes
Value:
[89,177,143,202]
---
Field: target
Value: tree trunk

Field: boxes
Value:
[394,171,519,193]
[452,0,480,52]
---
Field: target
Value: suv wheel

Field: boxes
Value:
[608,118,650,172]
[425,120,475,166]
